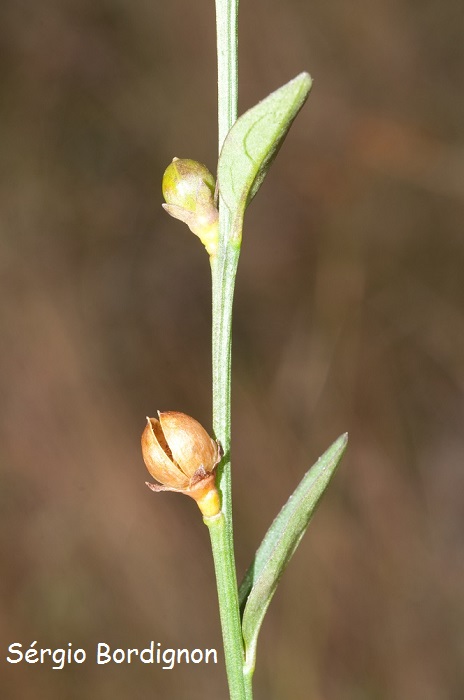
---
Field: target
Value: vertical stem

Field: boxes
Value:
[215,0,239,152]
[210,248,243,700]
[243,670,254,700]
[209,1,248,700]
[205,512,246,700]
[214,0,239,522]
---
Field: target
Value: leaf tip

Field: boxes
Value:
[335,432,349,454]
[298,70,312,85]
[293,71,313,95]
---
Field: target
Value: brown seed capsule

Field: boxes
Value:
[141,411,222,517]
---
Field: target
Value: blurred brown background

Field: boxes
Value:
[0,0,463,698]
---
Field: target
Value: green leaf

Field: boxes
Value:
[240,433,348,672]
[217,72,312,243]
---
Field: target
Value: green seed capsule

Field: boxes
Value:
[162,158,215,212]
[161,158,219,257]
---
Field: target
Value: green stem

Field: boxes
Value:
[215,0,239,152]
[210,246,243,700]
[209,2,248,700]
[243,668,254,700]
[205,512,245,700]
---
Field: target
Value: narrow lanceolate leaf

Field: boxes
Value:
[240,433,348,673]
[217,72,312,243]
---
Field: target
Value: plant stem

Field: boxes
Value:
[210,249,244,700]
[205,512,246,700]
[215,0,239,151]
[243,668,254,700]
[209,1,247,700]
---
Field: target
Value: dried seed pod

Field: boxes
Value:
[141,411,222,517]
[162,158,219,256]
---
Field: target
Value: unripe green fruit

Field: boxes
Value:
[162,158,216,214]
[162,158,219,257]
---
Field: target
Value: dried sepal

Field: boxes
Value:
[158,411,219,479]
[141,417,190,489]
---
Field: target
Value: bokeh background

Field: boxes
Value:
[0,0,463,698]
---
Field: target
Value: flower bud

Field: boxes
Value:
[162,158,219,257]
[141,411,222,517]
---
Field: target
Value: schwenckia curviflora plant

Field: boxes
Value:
[139,2,348,699]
